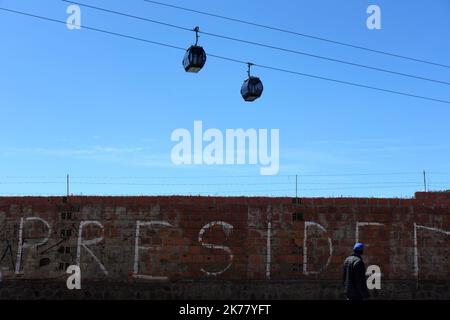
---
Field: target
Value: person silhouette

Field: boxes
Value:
[343,242,370,300]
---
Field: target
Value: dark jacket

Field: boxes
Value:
[343,253,370,300]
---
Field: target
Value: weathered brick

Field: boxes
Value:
[0,192,448,299]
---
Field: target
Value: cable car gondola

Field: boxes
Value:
[241,63,263,102]
[183,26,207,73]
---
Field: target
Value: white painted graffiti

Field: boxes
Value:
[198,221,234,276]
[303,221,333,275]
[133,220,174,281]
[266,221,272,280]
[4,215,449,284]
[356,222,385,290]
[413,223,450,286]
[77,220,108,275]
[15,217,52,274]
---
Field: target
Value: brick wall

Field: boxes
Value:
[0,192,448,299]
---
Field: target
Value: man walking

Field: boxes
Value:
[343,242,370,300]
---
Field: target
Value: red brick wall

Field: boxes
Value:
[0,192,448,298]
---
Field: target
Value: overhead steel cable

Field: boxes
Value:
[143,0,450,70]
[62,0,193,32]
[62,0,450,86]
[248,63,450,104]
[1,7,449,105]
[0,8,188,50]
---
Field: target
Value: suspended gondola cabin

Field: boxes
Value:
[241,76,264,102]
[183,27,206,73]
[183,45,207,73]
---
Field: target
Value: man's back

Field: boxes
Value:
[343,254,369,300]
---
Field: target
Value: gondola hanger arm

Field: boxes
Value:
[247,62,254,78]
[193,26,200,45]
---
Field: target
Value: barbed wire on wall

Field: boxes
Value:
[0,171,448,197]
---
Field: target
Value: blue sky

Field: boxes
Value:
[0,0,449,197]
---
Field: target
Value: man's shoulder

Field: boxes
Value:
[344,255,355,263]
[345,254,363,264]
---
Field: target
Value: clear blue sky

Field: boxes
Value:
[0,0,449,197]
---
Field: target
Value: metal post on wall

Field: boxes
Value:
[423,170,427,192]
